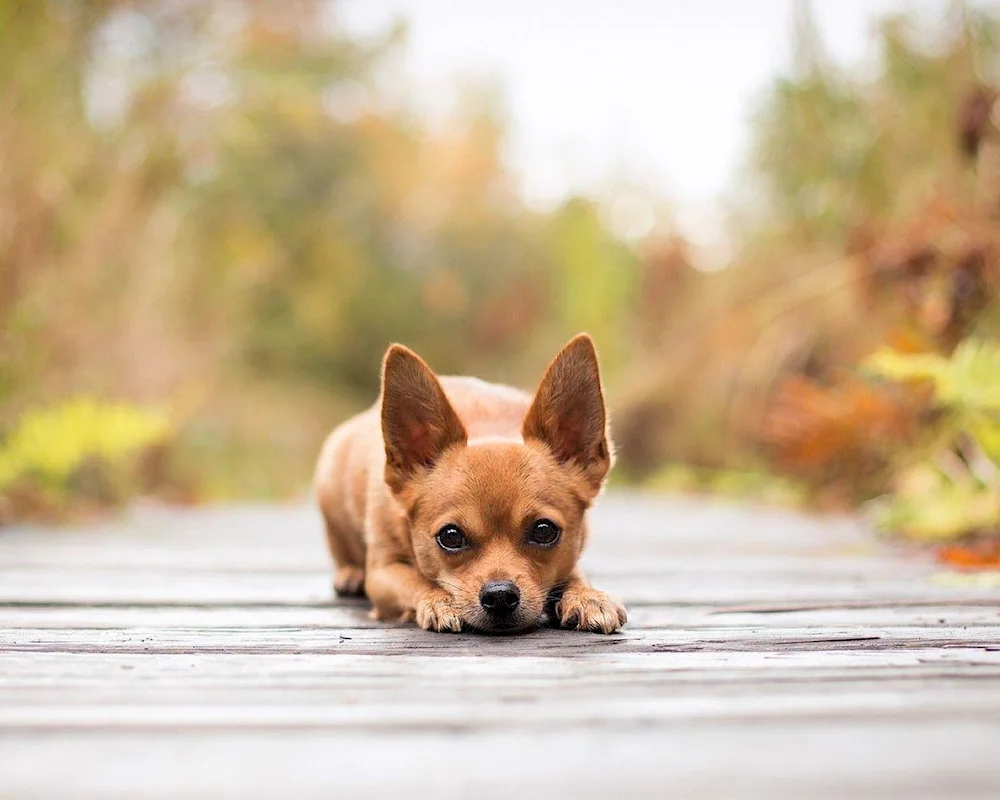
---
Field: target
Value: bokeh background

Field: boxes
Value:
[3,0,1000,558]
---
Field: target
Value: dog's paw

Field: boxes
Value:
[415,591,463,633]
[557,585,627,634]
[334,566,366,597]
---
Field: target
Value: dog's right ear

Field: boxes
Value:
[381,344,467,492]
[522,333,611,496]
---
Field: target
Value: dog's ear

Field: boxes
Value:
[522,334,612,493]
[381,344,467,492]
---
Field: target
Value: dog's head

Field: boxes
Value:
[381,334,612,633]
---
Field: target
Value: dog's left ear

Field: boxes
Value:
[522,334,612,494]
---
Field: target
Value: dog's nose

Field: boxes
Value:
[479,580,520,615]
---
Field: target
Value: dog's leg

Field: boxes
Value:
[555,568,627,634]
[321,511,366,597]
[365,562,462,633]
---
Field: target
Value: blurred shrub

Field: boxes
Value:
[866,340,1000,412]
[0,397,170,521]
[644,463,806,508]
[861,341,1000,540]
[614,5,1000,498]
[759,375,926,506]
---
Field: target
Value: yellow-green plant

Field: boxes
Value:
[866,342,1000,414]
[644,462,807,507]
[863,341,1000,540]
[0,397,170,498]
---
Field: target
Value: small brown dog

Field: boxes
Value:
[313,334,627,634]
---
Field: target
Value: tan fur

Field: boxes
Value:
[313,334,627,634]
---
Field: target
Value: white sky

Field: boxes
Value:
[334,1,982,248]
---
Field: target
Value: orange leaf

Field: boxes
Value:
[936,542,1000,570]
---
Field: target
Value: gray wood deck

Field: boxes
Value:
[1,493,999,799]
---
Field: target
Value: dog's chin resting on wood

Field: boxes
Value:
[313,333,627,635]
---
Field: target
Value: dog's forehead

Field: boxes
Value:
[427,440,569,528]
[463,442,538,517]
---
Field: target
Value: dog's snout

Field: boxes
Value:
[479,580,520,615]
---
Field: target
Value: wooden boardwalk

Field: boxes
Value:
[1,493,999,799]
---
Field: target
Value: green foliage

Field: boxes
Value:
[0,397,170,516]
[545,200,638,368]
[871,463,998,541]
[165,6,641,394]
[865,340,1000,411]
[621,4,1000,493]
[753,73,875,238]
[747,7,1000,240]
[864,341,1000,540]
[644,463,807,508]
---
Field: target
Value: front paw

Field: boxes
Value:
[415,591,463,633]
[557,586,627,634]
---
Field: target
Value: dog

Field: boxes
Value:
[313,333,627,634]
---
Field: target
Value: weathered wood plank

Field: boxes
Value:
[4,569,997,606]
[3,625,1000,655]
[5,680,1000,729]
[5,684,1000,730]
[3,649,999,685]
[2,722,998,800]
[1,603,996,630]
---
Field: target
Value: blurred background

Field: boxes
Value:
[3,0,1000,559]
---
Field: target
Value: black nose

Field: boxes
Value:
[479,581,520,616]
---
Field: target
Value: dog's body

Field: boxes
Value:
[314,335,627,634]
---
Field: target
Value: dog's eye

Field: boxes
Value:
[528,519,561,547]
[435,524,467,552]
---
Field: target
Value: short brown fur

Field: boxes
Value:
[313,334,627,634]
